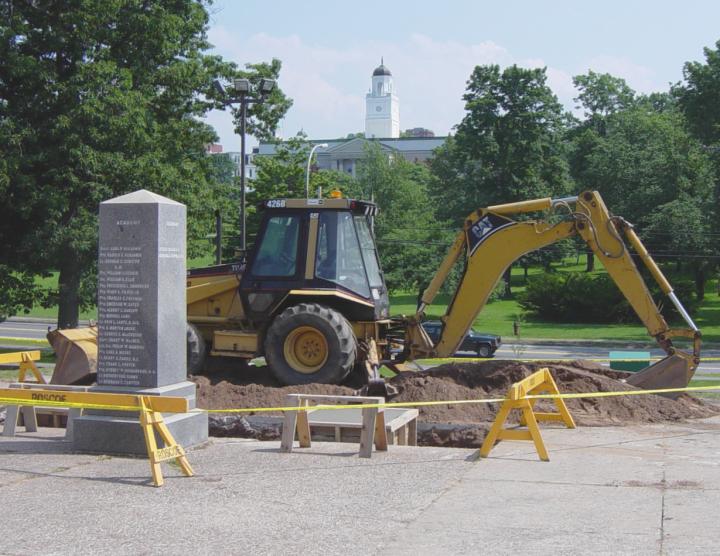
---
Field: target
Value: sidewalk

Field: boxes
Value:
[1,417,719,554]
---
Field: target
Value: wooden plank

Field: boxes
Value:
[2,406,19,436]
[0,388,188,414]
[522,406,549,461]
[408,419,417,446]
[497,429,533,441]
[284,393,384,405]
[296,409,311,448]
[280,395,300,452]
[359,407,377,458]
[374,410,388,451]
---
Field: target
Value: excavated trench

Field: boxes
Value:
[192,359,719,448]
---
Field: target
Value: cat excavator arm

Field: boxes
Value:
[406,190,701,394]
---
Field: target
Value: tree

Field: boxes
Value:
[573,71,636,128]
[674,39,720,296]
[568,71,636,271]
[247,137,355,242]
[430,64,572,296]
[0,1,290,327]
[576,105,716,298]
[356,143,447,293]
[675,39,720,147]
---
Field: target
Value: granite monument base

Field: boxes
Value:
[71,381,208,456]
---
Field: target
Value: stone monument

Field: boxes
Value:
[72,189,208,454]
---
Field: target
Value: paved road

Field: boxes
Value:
[434,343,720,380]
[0,319,54,341]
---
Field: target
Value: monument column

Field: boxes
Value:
[73,189,208,454]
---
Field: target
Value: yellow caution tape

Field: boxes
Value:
[2,385,720,415]
[438,357,720,363]
[203,384,720,413]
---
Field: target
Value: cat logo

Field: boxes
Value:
[467,213,514,255]
[471,216,494,240]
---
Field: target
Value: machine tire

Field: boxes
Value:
[265,303,357,385]
[187,322,207,375]
[476,343,492,358]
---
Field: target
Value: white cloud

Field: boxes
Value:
[205,29,663,148]
[207,29,521,145]
[582,55,657,93]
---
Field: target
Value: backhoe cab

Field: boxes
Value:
[187,197,391,387]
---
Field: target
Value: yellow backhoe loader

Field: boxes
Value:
[50,191,700,397]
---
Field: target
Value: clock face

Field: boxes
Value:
[375,105,382,112]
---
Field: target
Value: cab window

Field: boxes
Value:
[315,212,370,297]
[252,215,300,277]
[354,216,383,288]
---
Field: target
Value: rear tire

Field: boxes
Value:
[187,323,207,375]
[265,303,356,385]
[476,344,491,358]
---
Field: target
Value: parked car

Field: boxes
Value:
[421,321,501,357]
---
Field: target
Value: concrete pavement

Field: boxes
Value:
[1,417,719,555]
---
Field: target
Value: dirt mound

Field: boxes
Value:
[192,359,718,448]
[392,360,716,426]
[195,378,354,412]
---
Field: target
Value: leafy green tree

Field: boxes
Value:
[0,1,290,327]
[356,143,447,293]
[247,137,355,242]
[674,40,720,293]
[573,71,636,128]
[675,39,720,147]
[568,72,636,270]
[575,106,716,297]
[430,64,572,296]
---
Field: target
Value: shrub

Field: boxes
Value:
[518,272,697,324]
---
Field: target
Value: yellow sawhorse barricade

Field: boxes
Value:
[0,350,46,383]
[479,368,575,461]
[0,388,194,487]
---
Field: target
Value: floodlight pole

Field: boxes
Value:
[213,78,275,257]
[239,98,248,252]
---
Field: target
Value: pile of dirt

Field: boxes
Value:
[192,359,719,448]
[194,362,354,411]
[391,360,716,426]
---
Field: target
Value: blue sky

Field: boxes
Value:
[204,0,720,148]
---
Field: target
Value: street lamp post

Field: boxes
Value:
[213,77,276,254]
[305,143,328,198]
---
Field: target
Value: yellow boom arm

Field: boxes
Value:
[409,190,700,389]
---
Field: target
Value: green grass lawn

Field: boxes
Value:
[391,257,720,343]
[8,255,720,344]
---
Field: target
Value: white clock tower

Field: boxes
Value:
[365,59,400,138]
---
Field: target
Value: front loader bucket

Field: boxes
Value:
[625,354,692,399]
[47,327,98,385]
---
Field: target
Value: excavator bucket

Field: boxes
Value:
[47,327,98,385]
[625,354,692,399]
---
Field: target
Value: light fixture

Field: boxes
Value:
[212,79,226,96]
[233,78,251,94]
[259,78,276,94]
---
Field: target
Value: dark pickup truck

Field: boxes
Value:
[421,320,501,357]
